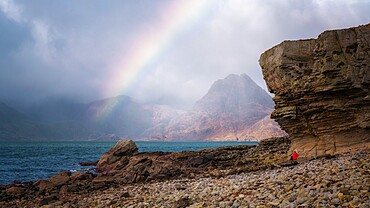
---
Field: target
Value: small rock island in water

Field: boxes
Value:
[1,24,370,208]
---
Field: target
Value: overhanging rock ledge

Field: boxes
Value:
[259,23,370,157]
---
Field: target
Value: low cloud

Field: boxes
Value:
[0,0,369,108]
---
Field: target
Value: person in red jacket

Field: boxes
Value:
[290,150,298,160]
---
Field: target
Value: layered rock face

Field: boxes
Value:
[259,24,370,157]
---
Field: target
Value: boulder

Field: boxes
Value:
[38,171,71,191]
[37,180,52,192]
[173,196,190,208]
[259,23,370,157]
[96,140,138,171]
[78,161,98,166]
[70,171,95,182]
[4,187,24,195]
[49,171,71,187]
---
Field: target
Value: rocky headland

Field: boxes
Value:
[260,23,370,157]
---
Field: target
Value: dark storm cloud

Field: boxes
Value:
[0,0,369,108]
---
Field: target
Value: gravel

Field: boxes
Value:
[3,150,369,207]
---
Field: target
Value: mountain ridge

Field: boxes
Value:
[0,74,286,141]
[142,73,286,141]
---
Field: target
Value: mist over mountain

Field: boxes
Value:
[143,74,285,141]
[0,102,49,140]
[0,74,285,141]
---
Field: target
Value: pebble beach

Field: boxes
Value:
[6,150,367,208]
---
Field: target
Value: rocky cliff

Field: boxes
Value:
[259,24,370,157]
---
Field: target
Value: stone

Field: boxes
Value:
[92,137,290,185]
[38,171,71,192]
[4,187,24,195]
[281,160,299,167]
[173,196,190,208]
[39,194,58,206]
[38,180,53,192]
[289,195,297,203]
[332,198,340,205]
[96,140,138,171]
[49,171,71,187]
[121,192,130,198]
[70,171,95,182]
[259,23,370,157]
[78,161,98,166]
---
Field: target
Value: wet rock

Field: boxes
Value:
[78,161,98,166]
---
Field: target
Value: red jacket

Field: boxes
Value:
[292,151,298,160]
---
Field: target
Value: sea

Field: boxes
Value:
[0,141,257,185]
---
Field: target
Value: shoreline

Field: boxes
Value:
[1,149,369,207]
[1,137,369,207]
[0,140,258,185]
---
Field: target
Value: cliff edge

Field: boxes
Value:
[259,23,370,157]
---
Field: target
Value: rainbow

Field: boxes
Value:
[95,0,213,120]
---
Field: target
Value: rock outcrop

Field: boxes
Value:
[93,138,290,185]
[0,137,291,204]
[97,140,138,171]
[259,24,370,157]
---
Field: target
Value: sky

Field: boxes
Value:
[0,0,369,109]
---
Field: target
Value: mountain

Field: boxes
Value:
[1,74,286,141]
[23,98,85,122]
[1,95,184,141]
[0,102,48,140]
[143,74,286,141]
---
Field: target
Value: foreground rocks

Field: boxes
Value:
[1,149,369,207]
[93,138,290,185]
[259,23,370,157]
[0,138,290,205]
